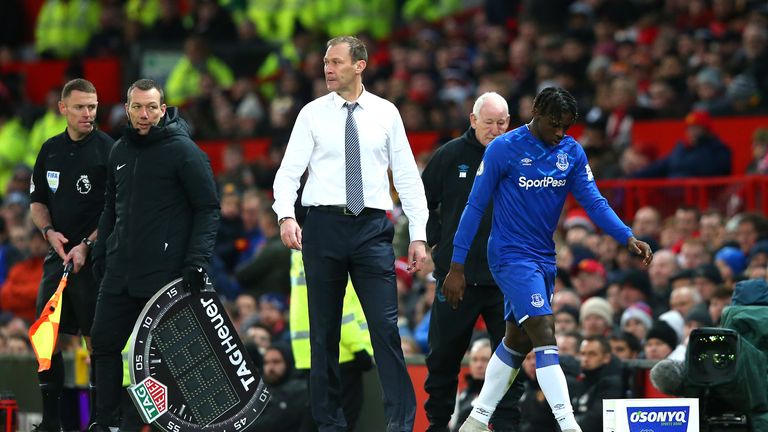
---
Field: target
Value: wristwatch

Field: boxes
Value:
[42,225,54,240]
[82,238,95,249]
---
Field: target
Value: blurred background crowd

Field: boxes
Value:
[1,0,768,430]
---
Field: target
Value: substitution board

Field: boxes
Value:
[128,278,270,431]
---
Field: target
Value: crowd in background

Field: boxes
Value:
[1,0,768,430]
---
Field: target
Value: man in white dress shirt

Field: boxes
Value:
[272,36,428,432]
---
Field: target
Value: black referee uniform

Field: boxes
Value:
[30,128,113,335]
[421,127,524,431]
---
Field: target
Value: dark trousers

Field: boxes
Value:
[424,280,524,431]
[302,208,415,432]
[90,288,148,426]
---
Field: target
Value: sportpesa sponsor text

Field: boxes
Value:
[518,176,567,190]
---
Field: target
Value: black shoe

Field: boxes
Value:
[31,424,62,432]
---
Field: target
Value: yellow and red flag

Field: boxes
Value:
[28,262,73,372]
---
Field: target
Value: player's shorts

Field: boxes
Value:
[35,250,99,336]
[491,260,556,326]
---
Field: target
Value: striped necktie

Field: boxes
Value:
[344,102,365,215]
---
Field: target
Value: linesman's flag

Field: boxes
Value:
[29,262,73,372]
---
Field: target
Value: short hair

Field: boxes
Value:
[609,331,641,353]
[671,285,702,304]
[711,285,732,300]
[472,92,509,118]
[675,205,700,219]
[327,36,368,63]
[126,78,164,105]
[738,212,768,236]
[532,86,578,121]
[61,78,96,100]
[582,334,611,354]
[469,338,492,355]
[562,330,583,346]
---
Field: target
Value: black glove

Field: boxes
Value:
[353,349,373,371]
[182,265,206,296]
[92,256,105,283]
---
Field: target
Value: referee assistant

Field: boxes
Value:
[273,36,428,432]
[30,78,113,432]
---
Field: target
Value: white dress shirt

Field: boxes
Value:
[273,89,428,242]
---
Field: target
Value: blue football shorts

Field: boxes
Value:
[491,260,556,325]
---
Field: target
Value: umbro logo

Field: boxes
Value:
[117,164,127,171]
[521,158,532,166]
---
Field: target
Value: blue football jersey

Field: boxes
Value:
[452,124,633,267]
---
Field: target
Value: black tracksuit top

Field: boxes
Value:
[94,108,220,296]
[421,127,495,285]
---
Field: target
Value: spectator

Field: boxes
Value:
[620,302,653,342]
[86,0,126,58]
[244,322,272,357]
[165,35,235,107]
[235,188,265,266]
[4,333,31,354]
[669,286,703,319]
[644,320,679,360]
[708,286,732,325]
[35,0,100,58]
[699,209,727,253]
[679,238,710,270]
[617,269,653,310]
[186,0,238,42]
[747,128,768,174]
[573,335,624,431]
[633,110,732,178]
[572,259,608,301]
[0,228,47,323]
[609,331,641,361]
[693,263,724,302]
[142,0,187,43]
[563,209,596,245]
[235,203,291,298]
[251,344,308,431]
[26,88,67,167]
[692,67,725,112]
[580,297,614,337]
[0,104,28,199]
[557,331,583,357]
[631,206,662,241]
[233,293,258,334]
[748,239,768,268]
[647,249,679,305]
[257,292,289,343]
[0,217,22,286]
[684,303,713,340]
[714,246,747,284]
[214,190,244,272]
[734,212,768,256]
[555,306,580,335]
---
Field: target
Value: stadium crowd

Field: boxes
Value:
[1,0,768,430]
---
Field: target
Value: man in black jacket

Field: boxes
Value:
[88,78,220,431]
[421,92,523,432]
[572,335,624,431]
[30,78,113,432]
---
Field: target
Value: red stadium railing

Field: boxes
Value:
[590,175,768,220]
